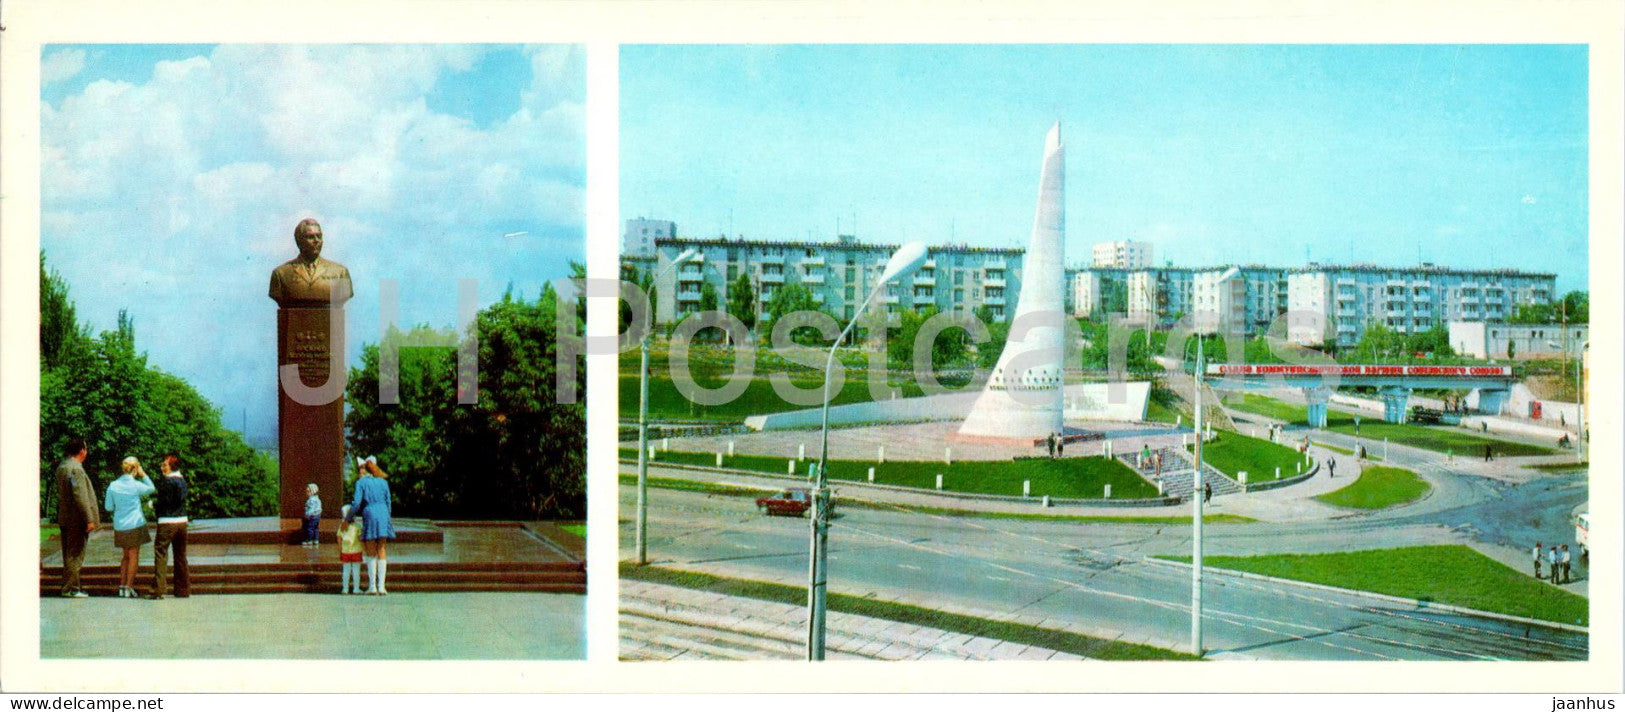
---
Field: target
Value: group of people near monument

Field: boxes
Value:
[52,439,396,599]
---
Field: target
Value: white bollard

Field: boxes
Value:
[1042,495,1052,508]
[1183,434,1190,447]
[867,467,875,483]
[728,441,735,456]
[1104,484,1112,499]
[1296,461,1302,474]
[648,445,656,459]
[1239,472,1248,485]
[936,474,944,490]
[662,437,669,452]
[945,447,952,465]
[716,452,723,467]
[878,446,885,463]
[1177,415,1183,427]
[1023,480,1031,497]
[1274,466,1280,479]
[1157,480,1165,495]
[799,443,806,461]
[789,460,796,475]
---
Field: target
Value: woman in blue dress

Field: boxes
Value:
[346,458,395,595]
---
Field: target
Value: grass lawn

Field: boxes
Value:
[1225,393,1556,457]
[559,523,586,538]
[1224,393,1310,423]
[1315,466,1431,509]
[1145,398,1187,424]
[620,448,1159,499]
[1189,430,1311,482]
[1164,545,1587,626]
[622,563,1197,660]
[620,373,934,421]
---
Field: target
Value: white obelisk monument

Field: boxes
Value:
[957,123,1067,442]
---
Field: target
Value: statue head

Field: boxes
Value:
[294,219,324,262]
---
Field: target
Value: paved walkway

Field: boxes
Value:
[41,592,585,659]
[620,580,1083,661]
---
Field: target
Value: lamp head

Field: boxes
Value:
[879,241,929,285]
[672,248,699,264]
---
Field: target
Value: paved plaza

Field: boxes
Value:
[41,592,585,659]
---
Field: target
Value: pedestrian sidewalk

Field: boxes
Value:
[619,580,1083,661]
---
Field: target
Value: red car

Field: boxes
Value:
[756,488,813,517]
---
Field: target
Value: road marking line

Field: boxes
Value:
[899,564,921,570]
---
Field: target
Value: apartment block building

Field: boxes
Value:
[1091,240,1153,270]
[1286,264,1557,348]
[623,224,1025,326]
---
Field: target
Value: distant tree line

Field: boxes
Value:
[39,255,276,520]
[344,281,586,520]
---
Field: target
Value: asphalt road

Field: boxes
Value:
[621,454,1588,661]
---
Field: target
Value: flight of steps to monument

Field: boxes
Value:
[1117,447,1243,500]
[40,560,585,596]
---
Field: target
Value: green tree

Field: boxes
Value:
[976,305,1010,369]
[761,282,826,346]
[39,260,275,519]
[889,306,969,370]
[1561,291,1589,324]
[345,287,586,520]
[726,270,757,338]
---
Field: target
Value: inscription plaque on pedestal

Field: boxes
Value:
[270,219,353,523]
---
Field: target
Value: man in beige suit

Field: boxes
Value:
[54,439,100,597]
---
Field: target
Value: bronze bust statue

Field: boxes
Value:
[269,218,353,307]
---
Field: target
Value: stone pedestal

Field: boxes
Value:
[277,306,346,521]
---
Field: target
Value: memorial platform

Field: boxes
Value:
[40,518,584,596]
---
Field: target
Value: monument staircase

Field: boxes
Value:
[40,520,585,596]
[1116,446,1243,501]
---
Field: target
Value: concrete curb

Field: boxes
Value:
[1140,556,1588,634]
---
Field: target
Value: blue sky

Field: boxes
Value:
[41,44,585,444]
[621,44,1588,291]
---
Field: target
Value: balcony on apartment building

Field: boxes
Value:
[676,268,704,283]
[758,253,786,264]
[803,272,826,285]
[913,272,936,287]
[676,289,702,302]
[801,254,826,267]
[760,271,786,284]
[984,295,1006,306]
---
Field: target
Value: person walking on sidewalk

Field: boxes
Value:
[1548,546,1560,583]
[54,439,99,598]
[1561,544,1572,584]
[1533,542,1543,580]
[1328,458,1337,478]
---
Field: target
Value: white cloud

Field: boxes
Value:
[41,48,86,84]
[1522,194,1538,204]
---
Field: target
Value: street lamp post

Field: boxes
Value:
[1578,341,1587,462]
[635,247,698,566]
[1191,336,1205,658]
[808,241,928,661]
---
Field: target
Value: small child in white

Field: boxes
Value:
[302,483,322,547]
[338,504,364,594]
